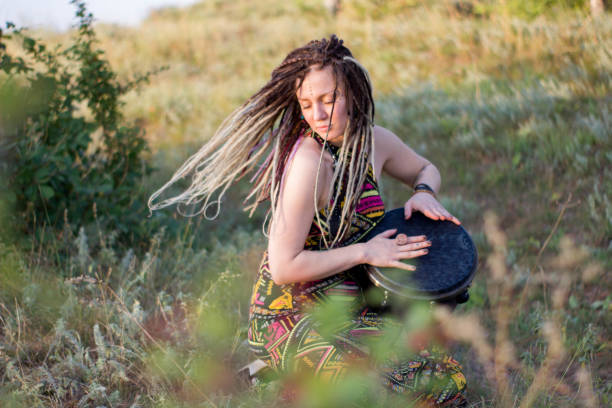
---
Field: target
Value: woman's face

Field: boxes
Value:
[296,65,348,146]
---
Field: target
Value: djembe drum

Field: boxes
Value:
[359,208,478,310]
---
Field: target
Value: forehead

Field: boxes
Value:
[296,65,339,99]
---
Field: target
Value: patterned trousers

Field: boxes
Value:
[247,279,467,406]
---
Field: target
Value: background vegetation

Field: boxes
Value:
[0,0,610,406]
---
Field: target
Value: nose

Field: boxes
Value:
[313,102,328,122]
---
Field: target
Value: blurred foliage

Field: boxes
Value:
[0,1,158,244]
[503,0,589,19]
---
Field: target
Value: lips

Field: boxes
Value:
[316,125,331,132]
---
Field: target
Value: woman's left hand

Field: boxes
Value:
[404,192,461,225]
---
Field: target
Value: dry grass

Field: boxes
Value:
[432,212,604,406]
[19,0,606,150]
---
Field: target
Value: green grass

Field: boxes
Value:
[1,0,610,406]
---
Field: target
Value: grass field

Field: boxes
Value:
[0,0,610,406]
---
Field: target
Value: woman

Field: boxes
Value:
[150,35,466,406]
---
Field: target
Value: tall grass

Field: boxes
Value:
[70,0,610,149]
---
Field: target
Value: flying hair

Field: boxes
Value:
[148,35,375,248]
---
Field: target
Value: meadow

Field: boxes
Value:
[0,0,610,406]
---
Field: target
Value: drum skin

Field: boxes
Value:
[361,209,478,302]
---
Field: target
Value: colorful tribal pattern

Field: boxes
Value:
[247,130,467,406]
[302,133,385,248]
[380,350,467,406]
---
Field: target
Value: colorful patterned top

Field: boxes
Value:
[248,128,385,320]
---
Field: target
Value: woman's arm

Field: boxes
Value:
[375,125,438,189]
[267,137,429,285]
[374,125,460,225]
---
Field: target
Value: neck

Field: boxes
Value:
[326,135,344,147]
[311,129,343,147]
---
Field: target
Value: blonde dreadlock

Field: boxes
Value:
[148,35,375,248]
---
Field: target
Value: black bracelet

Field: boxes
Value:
[414,183,436,195]
[414,183,434,193]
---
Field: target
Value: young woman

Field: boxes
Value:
[150,35,467,406]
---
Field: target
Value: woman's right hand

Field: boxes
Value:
[362,229,431,271]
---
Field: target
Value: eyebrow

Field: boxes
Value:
[296,89,337,102]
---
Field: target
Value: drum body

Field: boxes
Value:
[360,209,478,305]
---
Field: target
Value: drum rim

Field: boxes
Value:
[366,264,476,300]
[362,208,478,301]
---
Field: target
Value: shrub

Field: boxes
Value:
[504,0,589,19]
[0,1,157,244]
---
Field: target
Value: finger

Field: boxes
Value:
[404,235,427,243]
[377,228,397,238]
[423,210,440,221]
[397,240,431,251]
[440,210,453,221]
[395,233,408,245]
[438,209,461,225]
[404,205,413,219]
[389,260,416,271]
[431,208,445,220]
[401,248,429,259]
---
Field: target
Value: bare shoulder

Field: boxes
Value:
[280,137,334,206]
[295,136,325,160]
[273,136,333,231]
[373,125,405,150]
[287,136,333,175]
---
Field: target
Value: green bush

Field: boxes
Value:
[0,1,157,243]
[342,0,591,20]
[504,0,589,19]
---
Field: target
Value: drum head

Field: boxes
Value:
[362,209,478,300]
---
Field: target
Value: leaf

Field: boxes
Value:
[568,295,579,310]
[34,167,51,181]
[23,37,35,51]
[39,185,55,199]
[5,191,17,204]
[25,185,36,198]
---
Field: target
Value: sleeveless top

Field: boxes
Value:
[248,128,385,320]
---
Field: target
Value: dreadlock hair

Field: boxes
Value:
[148,35,375,248]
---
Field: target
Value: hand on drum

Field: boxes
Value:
[404,193,461,225]
[362,229,431,271]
